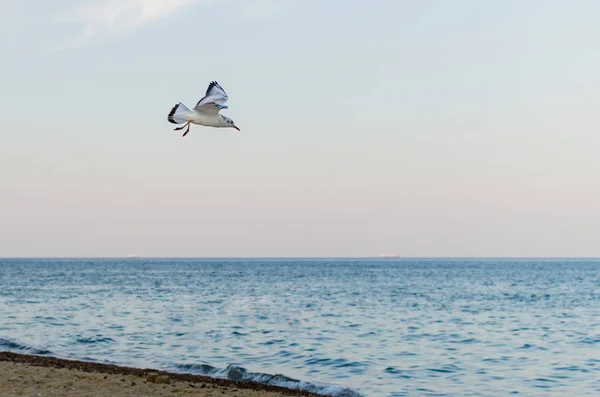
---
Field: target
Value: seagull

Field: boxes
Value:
[167,81,240,137]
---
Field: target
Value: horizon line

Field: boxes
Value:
[1,256,600,260]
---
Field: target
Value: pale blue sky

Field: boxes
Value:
[1,0,599,257]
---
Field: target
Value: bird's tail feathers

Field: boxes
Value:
[168,102,192,124]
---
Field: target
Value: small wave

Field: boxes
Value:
[0,338,52,355]
[175,363,219,374]
[76,336,115,344]
[357,332,377,338]
[174,362,363,397]
[426,364,464,374]
[449,338,479,344]
[554,365,582,371]
[575,337,600,345]
[384,367,412,379]
[261,339,285,345]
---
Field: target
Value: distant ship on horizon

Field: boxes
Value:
[127,254,141,259]
[379,253,399,258]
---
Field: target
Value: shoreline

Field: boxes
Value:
[0,351,324,397]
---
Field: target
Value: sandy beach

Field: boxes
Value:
[0,352,316,397]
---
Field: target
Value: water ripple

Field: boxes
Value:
[1,258,600,397]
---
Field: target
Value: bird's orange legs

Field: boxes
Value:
[174,121,191,137]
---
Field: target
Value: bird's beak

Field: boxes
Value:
[233,125,240,131]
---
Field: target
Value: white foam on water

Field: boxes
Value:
[174,363,364,397]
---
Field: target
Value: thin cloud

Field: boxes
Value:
[54,0,205,50]
[0,0,303,60]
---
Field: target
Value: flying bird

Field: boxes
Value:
[167,81,240,137]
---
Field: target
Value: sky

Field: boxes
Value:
[1,0,600,257]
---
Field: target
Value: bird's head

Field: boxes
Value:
[223,116,240,131]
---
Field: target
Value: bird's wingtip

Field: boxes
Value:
[167,103,179,124]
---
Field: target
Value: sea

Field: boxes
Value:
[0,258,599,397]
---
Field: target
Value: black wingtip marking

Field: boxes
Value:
[206,81,219,95]
[167,103,179,124]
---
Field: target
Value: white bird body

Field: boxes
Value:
[170,102,230,127]
[168,81,240,136]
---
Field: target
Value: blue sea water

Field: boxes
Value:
[1,258,599,397]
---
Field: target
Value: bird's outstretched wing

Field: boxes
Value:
[193,102,228,115]
[194,81,229,113]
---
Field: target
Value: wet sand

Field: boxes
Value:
[0,352,318,397]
